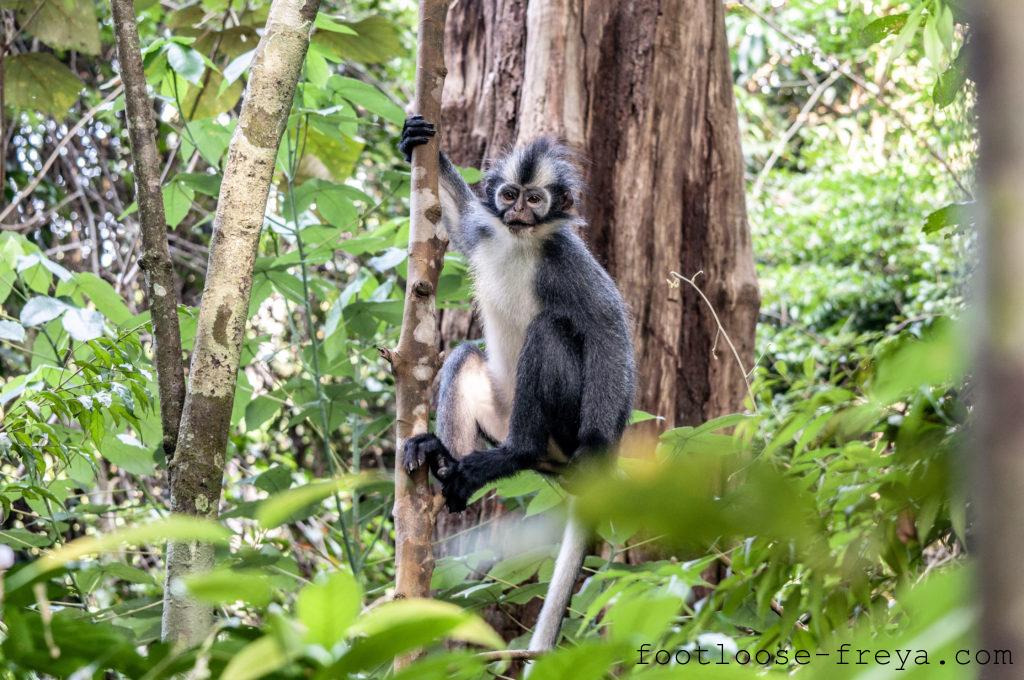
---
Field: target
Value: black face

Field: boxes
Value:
[485,178,575,233]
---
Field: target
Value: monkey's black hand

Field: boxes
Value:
[398,115,437,162]
[401,433,472,513]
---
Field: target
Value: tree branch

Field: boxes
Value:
[387,0,450,669]
[159,0,321,647]
[110,0,186,458]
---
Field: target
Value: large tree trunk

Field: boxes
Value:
[160,0,320,647]
[972,3,1024,678]
[442,0,759,429]
[436,0,759,633]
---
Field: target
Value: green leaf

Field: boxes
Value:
[254,464,292,493]
[163,180,196,228]
[59,273,133,325]
[166,43,206,85]
[933,50,966,108]
[20,296,67,326]
[315,184,360,228]
[923,15,943,70]
[221,635,289,680]
[17,0,101,55]
[313,16,404,65]
[859,13,908,47]
[62,307,104,342]
[328,76,405,125]
[297,571,362,648]
[331,599,502,673]
[0,320,25,342]
[6,516,232,591]
[175,172,222,197]
[99,432,157,476]
[256,477,359,528]
[184,568,274,607]
[3,53,83,117]
[924,201,973,234]
[314,14,359,35]
[0,528,53,548]
[245,395,283,430]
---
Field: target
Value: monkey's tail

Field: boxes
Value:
[527,511,589,654]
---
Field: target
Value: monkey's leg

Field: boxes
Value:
[436,343,508,456]
[402,343,508,498]
[432,315,583,512]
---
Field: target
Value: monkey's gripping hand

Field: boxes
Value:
[402,433,474,513]
[398,115,436,162]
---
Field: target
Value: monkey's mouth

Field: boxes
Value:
[505,221,534,232]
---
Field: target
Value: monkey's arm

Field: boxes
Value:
[399,116,479,253]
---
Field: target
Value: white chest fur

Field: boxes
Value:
[469,225,542,406]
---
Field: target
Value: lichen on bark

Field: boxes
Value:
[160,0,321,647]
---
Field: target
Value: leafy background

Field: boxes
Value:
[0,0,976,677]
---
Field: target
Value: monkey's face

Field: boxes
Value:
[484,137,582,235]
[495,183,548,231]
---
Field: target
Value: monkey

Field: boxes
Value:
[398,115,636,651]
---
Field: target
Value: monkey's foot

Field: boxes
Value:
[401,434,473,513]
[398,115,436,162]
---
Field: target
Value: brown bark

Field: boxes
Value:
[160,0,320,646]
[383,0,450,669]
[972,2,1024,678]
[110,0,186,457]
[443,0,759,430]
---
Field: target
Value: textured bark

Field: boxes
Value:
[110,0,186,458]
[383,0,450,669]
[972,3,1024,678]
[160,0,320,647]
[443,0,759,430]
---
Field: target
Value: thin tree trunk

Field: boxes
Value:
[110,0,186,458]
[972,3,1024,678]
[381,0,450,632]
[160,0,320,646]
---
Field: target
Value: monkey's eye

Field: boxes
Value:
[501,188,518,202]
[526,194,543,206]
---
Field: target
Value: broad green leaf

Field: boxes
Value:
[184,568,274,606]
[0,528,53,548]
[329,76,405,125]
[527,642,629,680]
[7,516,232,591]
[302,126,363,181]
[20,296,67,326]
[313,16,403,65]
[924,201,972,234]
[62,307,104,342]
[59,273,133,325]
[99,432,157,476]
[304,44,330,88]
[3,53,83,117]
[297,571,362,648]
[314,14,358,35]
[254,464,292,493]
[859,13,908,47]
[256,477,360,528]
[245,395,283,430]
[923,15,943,70]
[221,635,289,680]
[0,320,25,342]
[315,184,359,228]
[331,599,502,673]
[163,180,195,228]
[166,43,205,85]
[933,50,966,108]
[17,0,101,55]
[222,48,257,87]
